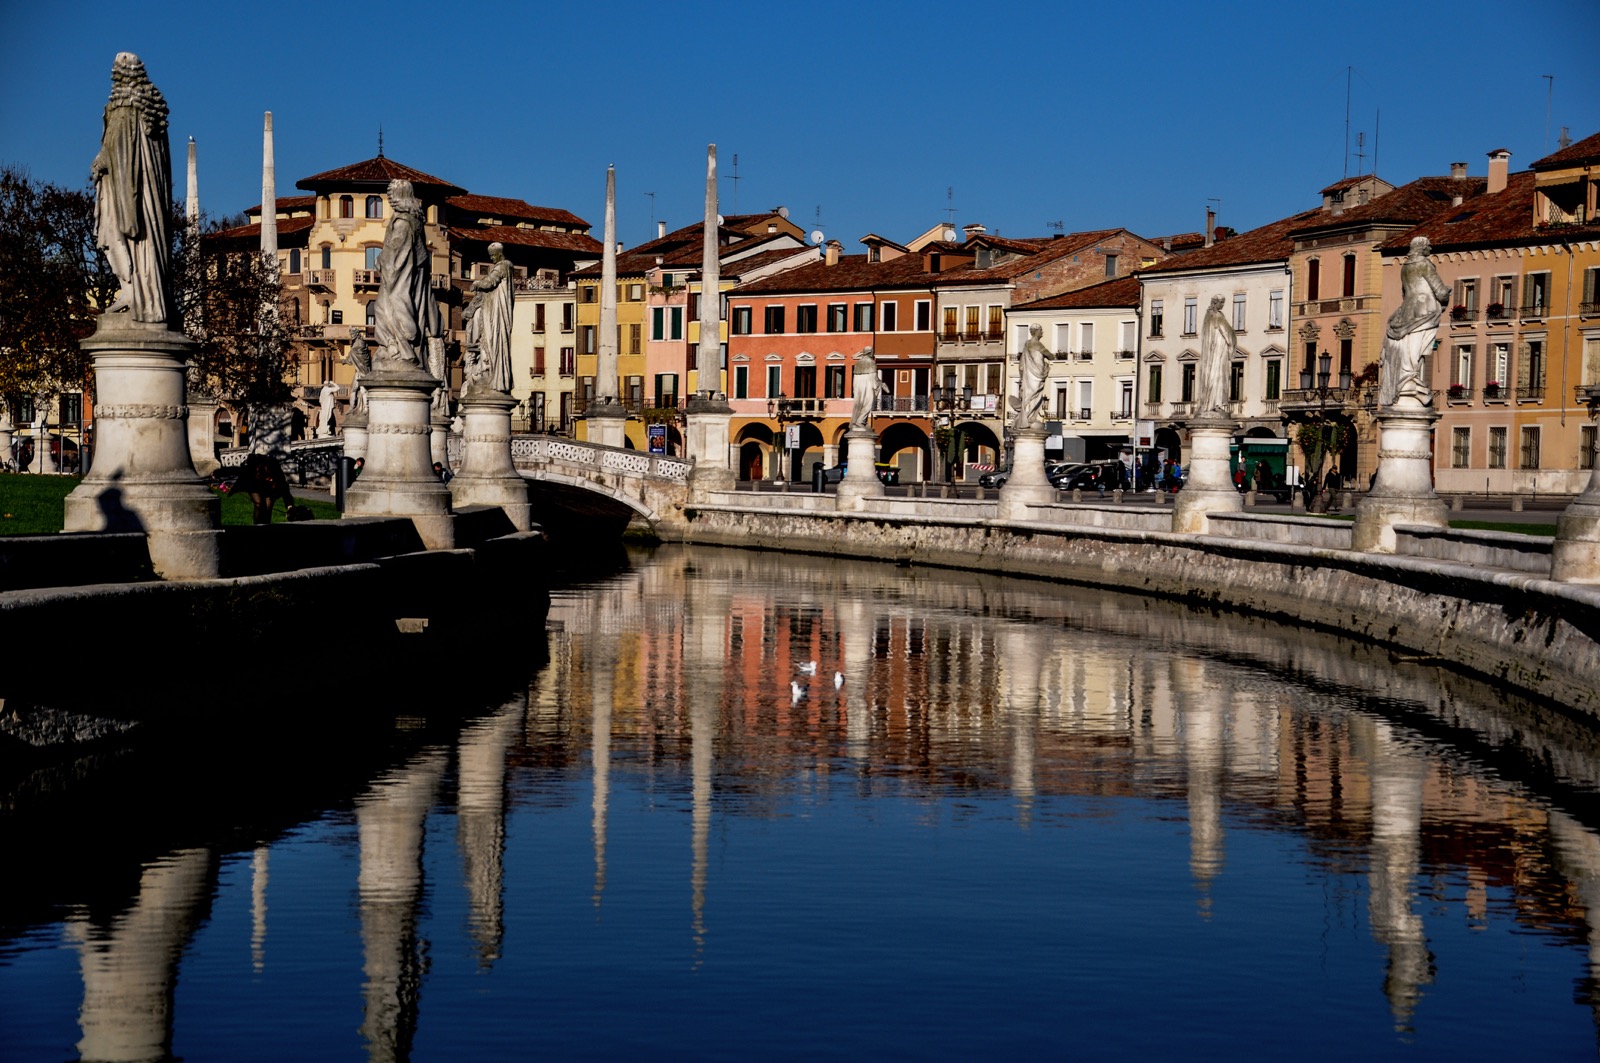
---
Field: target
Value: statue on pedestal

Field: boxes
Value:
[1196,295,1234,416]
[1010,324,1053,433]
[1379,237,1450,408]
[91,53,172,325]
[340,328,370,411]
[851,347,886,430]
[463,242,514,394]
[317,379,339,437]
[373,179,441,371]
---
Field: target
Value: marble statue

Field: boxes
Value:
[91,53,172,325]
[427,336,450,414]
[373,179,441,370]
[463,242,513,394]
[340,328,370,411]
[1379,237,1450,408]
[1195,295,1234,416]
[317,379,338,437]
[851,347,886,430]
[1011,324,1052,433]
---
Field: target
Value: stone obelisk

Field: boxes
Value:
[685,144,735,497]
[64,53,220,579]
[183,136,220,476]
[586,166,627,448]
[260,113,277,261]
[184,137,199,227]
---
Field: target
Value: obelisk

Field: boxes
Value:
[685,144,735,496]
[259,112,277,261]
[183,136,220,476]
[586,165,627,448]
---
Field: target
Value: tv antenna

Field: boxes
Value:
[730,152,741,214]
[1353,132,1367,175]
[1047,219,1063,235]
[644,190,655,230]
[944,186,957,226]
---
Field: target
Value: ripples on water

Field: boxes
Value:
[4,544,1600,1060]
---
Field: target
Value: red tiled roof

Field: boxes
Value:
[1318,175,1369,196]
[1140,207,1323,275]
[570,224,795,278]
[733,253,939,295]
[446,194,589,229]
[1375,171,1600,253]
[296,156,466,196]
[1290,175,1488,237]
[242,195,316,215]
[446,225,603,255]
[1014,274,1141,312]
[208,216,315,242]
[1531,129,1600,170]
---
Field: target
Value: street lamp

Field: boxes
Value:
[767,392,792,485]
[928,369,972,484]
[1296,351,1351,511]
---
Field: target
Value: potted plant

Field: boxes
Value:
[1451,304,1469,321]
[1487,302,1505,318]
[1448,383,1467,399]
[1483,381,1501,398]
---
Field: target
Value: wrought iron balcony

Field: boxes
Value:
[1446,385,1474,403]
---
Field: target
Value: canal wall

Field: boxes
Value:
[668,498,1600,718]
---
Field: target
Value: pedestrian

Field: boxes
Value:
[1169,460,1183,493]
[433,461,453,484]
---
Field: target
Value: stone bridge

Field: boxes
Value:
[509,435,693,535]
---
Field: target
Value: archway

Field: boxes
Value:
[735,422,776,481]
[949,420,1001,482]
[1155,426,1183,464]
[786,421,826,482]
[878,422,930,482]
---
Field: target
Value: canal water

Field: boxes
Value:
[4,544,1600,1061]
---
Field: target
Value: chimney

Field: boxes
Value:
[962,223,986,241]
[1204,207,1215,248]
[1450,161,1468,180]
[1487,148,1511,195]
[825,240,842,266]
[658,220,666,239]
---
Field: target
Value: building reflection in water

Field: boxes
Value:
[68,847,218,1063]
[457,696,525,967]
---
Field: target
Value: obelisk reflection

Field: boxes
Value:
[356,748,449,1063]
[1000,624,1047,815]
[1175,658,1225,910]
[251,845,268,973]
[70,847,216,1063]
[457,697,525,966]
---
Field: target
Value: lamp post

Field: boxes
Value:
[768,392,791,486]
[928,369,971,484]
[1296,350,1350,512]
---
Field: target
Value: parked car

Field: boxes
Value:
[1046,462,1097,489]
[821,463,898,486]
[978,465,1010,488]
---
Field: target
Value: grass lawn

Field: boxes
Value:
[1,472,339,535]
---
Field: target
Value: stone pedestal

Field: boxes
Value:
[0,413,11,469]
[343,366,454,549]
[31,412,57,474]
[429,408,451,469]
[342,409,369,461]
[1171,416,1242,534]
[586,400,628,450]
[185,396,220,476]
[449,389,531,531]
[1552,395,1600,582]
[836,429,884,510]
[1352,404,1447,553]
[998,427,1054,520]
[684,394,735,498]
[63,323,221,580]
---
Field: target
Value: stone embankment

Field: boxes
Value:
[664,493,1600,718]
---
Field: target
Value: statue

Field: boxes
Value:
[317,379,339,437]
[339,328,370,411]
[463,242,514,394]
[372,179,441,371]
[1379,237,1450,408]
[91,53,172,326]
[1195,295,1234,416]
[1010,324,1052,433]
[427,336,450,414]
[851,347,886,430]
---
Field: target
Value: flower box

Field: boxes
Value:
[1450,305,1470,321]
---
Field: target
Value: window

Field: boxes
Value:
[1454,345,1473,388]
[1147,365,1163,402]
[1456,277,1478,312]
[734,365,748,399]
[628,283,644,301]
[1583,266,1600,314]
[365,301,376,327]
[766,365,782,397]
[1076,322,1093,358]
[1149,300,1163,337]
[826,365,847,398]
[1268,290,1284,329]
[1306,259,1320,300]
[1229,361,1245,401]
[1339,338,1353,379]
[1118,380,1134,418]
[1518,339,1545,399]
[1104,254,1119,278]
[1055,387,1070,419]
[796,305,818,333]
[793,366,816,398]
[1523,272,1550,314]
[764,306,786,334]
[669,307,683,341]
[561,303,573,332]
[882,301,898,332]
[1180,364,1195,402]
[942,306,958,340]
[1265,360,1281,401]
[1342,254,1356,298]
[915,300,931,331]
[321,246,331,269]
[1303,341,1317,376]
[1493,276,1516,314]
[365,195,382,219]
[628,323,641,356]
[287,248,300,274]
[655,373,679,409]
[1233,293,1247,331]
[1120,321,1136,355]
[1520,426,1541,468]
[531,392,545,432]
[579,285,597,304]
[686,343,697,371]
[59,393,82,425]
[1583,426,1597,471]
[1451,427,1471,467]
[857,303,876,332]
[1182,297,1198,335]
[365,246,381,270]
[533,346,546,374]
[339,195,354,219]
[534,303,546,332]
[560,347,574,375]
[688,292,701,319]
[731,306,752,335]
[986,305,1002,340]
[963,305,978,340]
[1489,426,1507,468]
[828,303,848,332]
[330,309,343,325]
[579,325,596,354]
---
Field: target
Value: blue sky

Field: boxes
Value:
[3,0,1597,251]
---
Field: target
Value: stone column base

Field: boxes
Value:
[342,411,369,462]
[1171,417,1242,534]
[344,366,454,549]
[684,396,734,500]
[449,389,531,531]
[836,429,884,510]
[1352,404,1447,553]
[586,401,629,450]
[998,428,1053,520]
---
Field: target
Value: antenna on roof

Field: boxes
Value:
[1353,131,1367,176]
[730,152,740,214]
[1047,219,1063,235]
[644,190,655,231]
[378,125,384,159]
[945,186,956,226]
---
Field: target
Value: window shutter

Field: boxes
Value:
[1516,344,1530,389]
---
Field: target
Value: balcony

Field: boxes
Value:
[942,327,960,341]
[1075,350,1093,361]
[1517,385,1546,403]
[1520,304,1547,321]
[770,396,826,420]
[1113,408,1133,422]
[1142,401,1163,418]
[878,395,929,415]
[432,274,456,292]
[1167,401,1193,417]
[513,275,565,293]
[1449,306,1477,325]
[985,328,1004,341]
[1114,349,1135,360]
[1485,304,1513,322]
[352,269,381,289]
[1076,407,1093,420]
[304,269,335,292]
[1582,301,1600,318]
[1482,383,1507,403]
[1446,384,1474,403]
[294,323,367,344]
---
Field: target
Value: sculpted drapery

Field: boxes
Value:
[1379,238,1450,408]
[464,242,514,394]
[1196,295,1234,416]
[1011,325,1051,434]
[373,179,441,371]
[92,52,172,326]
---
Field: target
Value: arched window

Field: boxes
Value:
[1342,254,1356,297]
[365,195,383,219]
[288,248,301,274]
[339,195,354,219]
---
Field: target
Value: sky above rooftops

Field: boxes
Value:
[2,0,1596,255]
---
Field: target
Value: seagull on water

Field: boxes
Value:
[834,671,844,689]
[791,680,805,703]
[796,661,818,676]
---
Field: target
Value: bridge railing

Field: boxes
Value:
[510,434,693,482]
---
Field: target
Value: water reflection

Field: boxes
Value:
[6,544,1600,1058]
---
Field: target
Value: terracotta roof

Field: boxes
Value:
[242,195,316,215]
[733,253,940,295]
[859,233,909,252]
[569,223,792,278]
[295,156,466,197]
[1290,175,1488,237]
[1318,175,1369,196]
[1140,207,1323,275]
[208,216,315,242]
[1376,170,1600,253]
[446,225,603,255]
[1531,129,1600,170]
[446,194,589,229]
[719,247,818,279]
[1014,274,1141,312]
[1154,231,1207,250]
[932,228,1134,287]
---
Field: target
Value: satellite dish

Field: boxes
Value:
[810,230,825,245]
[716,214,724,226]
[776,206,790,219]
